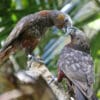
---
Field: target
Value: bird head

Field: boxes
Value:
[50,10,72,30]
[66,27,86,44]
[66,27,90,51]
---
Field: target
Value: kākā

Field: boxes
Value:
[0,10,72,65]
[57,27,98,100]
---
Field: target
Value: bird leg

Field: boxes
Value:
[57,68,74,99]
[27,54,44,69]
[28,54,44,63]
[48,67,65,85]
[48,76,58,85]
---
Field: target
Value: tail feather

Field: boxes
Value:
[74,86,98,100]
[75,86,87,100]
[0,46,13,65]
[91,92,98,100]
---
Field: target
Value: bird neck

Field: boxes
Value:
[67,42,90,54]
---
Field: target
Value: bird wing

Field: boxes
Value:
[58,47,95,98]
[3,14,35,49]
[58,47,94,85]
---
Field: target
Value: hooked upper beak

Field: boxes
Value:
[64,26,77,36]
[62,26,67,33]
[62,15,73,33]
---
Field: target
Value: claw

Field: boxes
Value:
[27,54,45,64]
[27,54,45,69]
[33,57,45,64]
[28,54,33,60]
[48,76,57,85]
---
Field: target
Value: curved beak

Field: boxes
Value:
[65,26,77,36]
[62,26,67,33]
[63,15,73,34]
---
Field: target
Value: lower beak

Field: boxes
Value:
[62,27,67,33]
[63,26,72,36]
[65,26,77,36]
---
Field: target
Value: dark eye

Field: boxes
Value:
[64,19,69,22]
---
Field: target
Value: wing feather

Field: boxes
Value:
[58,47,94,85]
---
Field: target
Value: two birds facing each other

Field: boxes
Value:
[0,10,97,100]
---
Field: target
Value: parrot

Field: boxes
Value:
[57,27,98,100]
[0,10,72,65]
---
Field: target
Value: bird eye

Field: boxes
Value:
[64,19,69,22]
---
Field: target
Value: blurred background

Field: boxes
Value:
[0,0,100,99]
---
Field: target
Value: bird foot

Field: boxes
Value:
[28,54,44,64]
[27,54,45,69]
[48,76,58,85]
